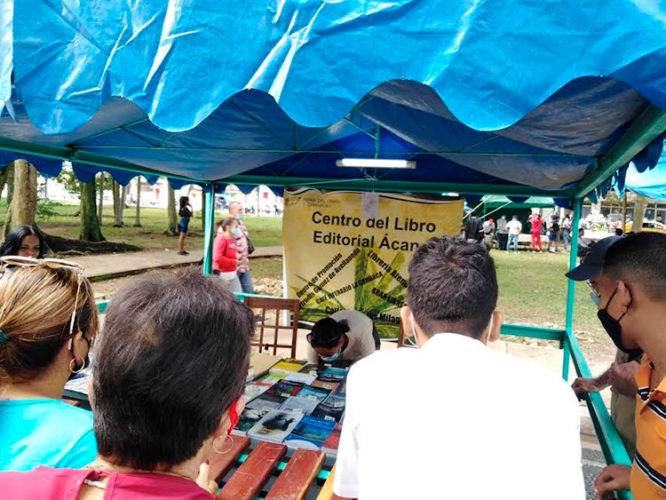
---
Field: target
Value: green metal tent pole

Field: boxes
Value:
[565,199,582,332]
[561,199,582,380]
[202,184,216,275]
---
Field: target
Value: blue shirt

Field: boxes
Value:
[0,399,97,471]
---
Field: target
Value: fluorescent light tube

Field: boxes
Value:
[336,158,416,169]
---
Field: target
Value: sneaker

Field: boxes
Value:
[177,251,189,256]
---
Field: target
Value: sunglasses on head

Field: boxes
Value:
[0,256,86,336]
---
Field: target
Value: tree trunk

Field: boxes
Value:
[621,193,628,229]
[134,177,142,227]
[167,185,178,235]
[120,185,127,218]
[97,172,104,224]
[200,188,205,221]
[80,180,105,241]
[112,180,126,227]
[0,163,8,200]
[10,159,38,228]
[5,162,15,207]
[632,195,646,233]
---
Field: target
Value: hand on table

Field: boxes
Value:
[595,464,631,499]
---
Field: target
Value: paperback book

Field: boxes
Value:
[265,380,304,398]
[284,415,337,450]
[233,407,269,436]
[255,372,288,387]
[243,382,270,403]
[285,372,316,385]
[310,379,340,391]
[321,423,343,455]
[247,410,303,443]
[295,385,330,403]
[312,392,346,423]
[317,367,348,383]
[279,395,320,415]
[245,392,287,411]
[270,358,308,373]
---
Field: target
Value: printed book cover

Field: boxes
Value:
[295,385,330,403]
[310,379,340,391]
[271,358,307,373]
[243,382,270,403]
[265,380,304,397]
[311,392,346,423]
[317,367,348,383]
[279,395,320,415]
[321,423,343,455]
[255,372,288,387]
[233,407,269,436]
[298,363,319,374]
[284,415,337,450]
[285,372,316,385]
[247,410,303,443]
[245,392,287,411]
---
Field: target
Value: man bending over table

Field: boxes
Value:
[333,235,584,500]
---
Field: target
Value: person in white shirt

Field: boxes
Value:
[306,310,378,365]
[333,236,584,500]
[506,215,523,253]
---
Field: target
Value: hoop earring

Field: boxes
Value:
[213,435,233,455]
[69,358,86,374]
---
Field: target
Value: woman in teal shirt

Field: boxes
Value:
[0,257,98,471]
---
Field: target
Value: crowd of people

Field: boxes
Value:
[0,223,665,499]
[465,211,577,253]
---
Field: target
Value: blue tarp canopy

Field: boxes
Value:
[626,156,666,200]
[0,1,666,199]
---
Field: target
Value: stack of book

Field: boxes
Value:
[234,358,350,455]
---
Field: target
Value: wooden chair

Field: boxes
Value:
[244,297,300,358]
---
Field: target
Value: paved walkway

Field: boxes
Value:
[69,245,283,279]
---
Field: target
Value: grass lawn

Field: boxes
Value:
[15,202,283,251]
[494,249,610,353]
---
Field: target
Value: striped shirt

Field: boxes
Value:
[632,357,666,498]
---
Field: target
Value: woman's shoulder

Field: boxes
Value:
[0,467,90,499]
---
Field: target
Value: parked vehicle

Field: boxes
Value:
[624,220,666,234]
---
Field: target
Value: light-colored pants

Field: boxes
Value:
[219,272,242,294]
[507,234,519,252]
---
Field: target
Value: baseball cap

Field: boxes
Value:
[565,235,622,281]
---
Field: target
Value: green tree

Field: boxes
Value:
[133,177,142,227]
[166,184,178,234]
[3,160,38,238]
[79,180,105,241]
[112,180,126,227]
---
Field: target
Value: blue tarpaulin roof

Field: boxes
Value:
[626,154,666,200]
[0,1,666,199]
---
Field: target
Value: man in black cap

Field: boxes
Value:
[567,235,641,458]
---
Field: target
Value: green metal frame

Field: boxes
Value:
[17,91,664,500]
[202,184,216,275]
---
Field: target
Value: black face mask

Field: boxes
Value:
[597,287,642,357]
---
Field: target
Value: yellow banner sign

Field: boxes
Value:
[283,189,463,338]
